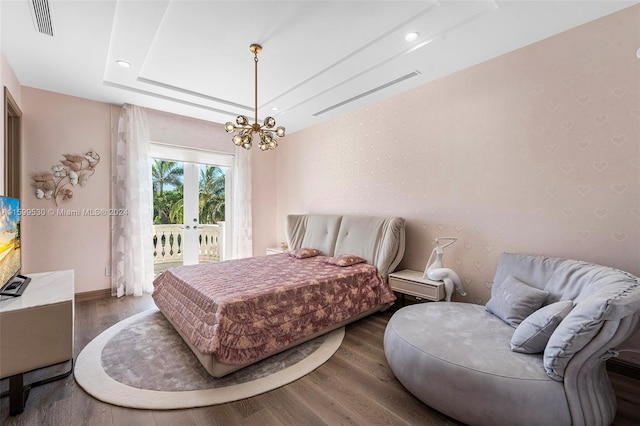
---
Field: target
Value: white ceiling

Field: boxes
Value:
[1,0,637,134]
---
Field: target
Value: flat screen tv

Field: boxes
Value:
[0,196,30,297]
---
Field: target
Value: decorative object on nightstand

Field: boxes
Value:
[266,242,289,255]
[388,269,445,305]
[423,237,466,302]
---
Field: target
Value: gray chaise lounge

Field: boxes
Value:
[384,253,640,426]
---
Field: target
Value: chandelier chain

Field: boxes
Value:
[254,53,258,125]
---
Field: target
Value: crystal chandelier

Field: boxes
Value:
[224,44,285,151]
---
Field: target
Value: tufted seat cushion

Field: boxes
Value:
[384,303,571,426]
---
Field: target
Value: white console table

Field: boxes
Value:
[0,270,74,415]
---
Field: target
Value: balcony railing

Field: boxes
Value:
[152,223,224,266]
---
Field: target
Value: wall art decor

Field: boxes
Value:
[32,150,100,206]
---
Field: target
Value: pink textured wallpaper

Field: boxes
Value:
[276,6,639,308]
[20,87,112,294]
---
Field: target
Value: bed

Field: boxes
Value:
[152,214,406,377]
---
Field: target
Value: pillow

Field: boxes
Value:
[486,275,549,327]
[288,248,322,259]
[324,254,366,267]
[510,300,574,353]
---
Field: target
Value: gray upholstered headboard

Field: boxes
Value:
[285,214,406,280]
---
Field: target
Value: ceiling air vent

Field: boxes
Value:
[313,71,421,116]
[29,0,55,37]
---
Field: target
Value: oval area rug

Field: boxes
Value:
[74,308,344,410]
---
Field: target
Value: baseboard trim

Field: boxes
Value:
[75,289,112,303]
[607,358,640,380]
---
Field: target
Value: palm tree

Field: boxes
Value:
[155,185,183,224]
[168,196,184,224]
[199,166,225,223]
[152,160,183,195]
[168,166,225,224]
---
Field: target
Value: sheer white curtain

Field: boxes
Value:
[111,104,154,296]
[231,146,253,259]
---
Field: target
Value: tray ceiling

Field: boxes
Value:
[1,1,636,133]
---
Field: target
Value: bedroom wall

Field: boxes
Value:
[1,51,23,194]
[274,8,640,360]
[251,149,278,254]
[20,87,112,294]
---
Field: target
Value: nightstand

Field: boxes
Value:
[388,269,445,305]
[266,247,287,255]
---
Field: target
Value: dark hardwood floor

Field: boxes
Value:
[1,294,639,425]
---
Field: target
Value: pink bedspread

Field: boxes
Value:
[152,254,396,365]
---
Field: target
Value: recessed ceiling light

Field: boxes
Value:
[405,32,419,42]
[116,60,131,68]
[271,107,280,111]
